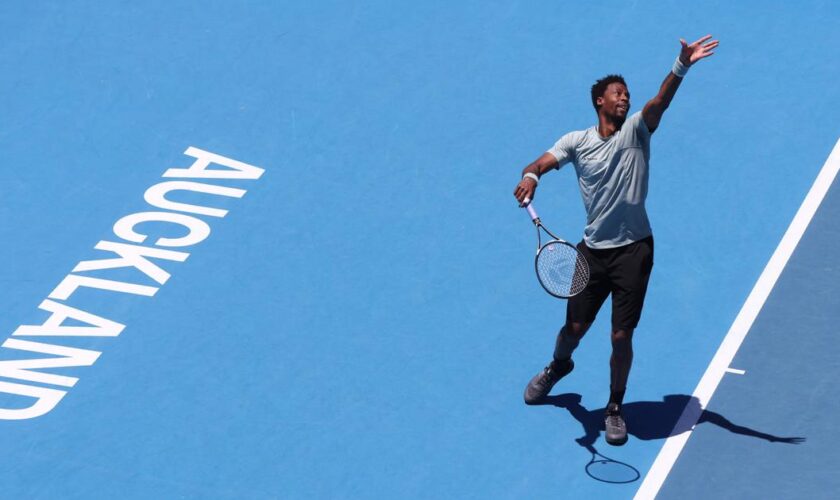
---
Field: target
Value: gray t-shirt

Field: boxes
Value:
[547,111,652,249]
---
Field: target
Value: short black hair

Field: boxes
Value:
[591,74,627,111]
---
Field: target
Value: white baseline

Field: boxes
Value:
[635,137,840,499]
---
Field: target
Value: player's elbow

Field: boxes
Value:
[527,154,558,175]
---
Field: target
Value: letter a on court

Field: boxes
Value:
[163,147,265,180]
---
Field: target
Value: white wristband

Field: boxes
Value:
[523,172,539,184]
[672,57,689,78]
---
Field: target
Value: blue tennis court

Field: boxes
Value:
[0,1,838,498]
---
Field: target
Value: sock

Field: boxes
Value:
[549,358,571,373]
[609,388,626,408]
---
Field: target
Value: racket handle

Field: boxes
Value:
[524,202,539,222]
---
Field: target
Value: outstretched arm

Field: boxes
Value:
[700,410,805,444]
[642,35,719,132]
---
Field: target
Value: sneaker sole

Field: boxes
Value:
[605,434,628,446]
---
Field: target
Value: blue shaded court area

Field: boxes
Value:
[659,152,840,499]
[0,1,838,498]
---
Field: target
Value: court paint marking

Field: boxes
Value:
[724,368,746,375]
[0,147,264,421]
[634,137,840,500]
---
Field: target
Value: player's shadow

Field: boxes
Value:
[536,393,805,484]
[541,393,806,449]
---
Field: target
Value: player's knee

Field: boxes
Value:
[611,328,634,351]
[611,328,633,341]
[566,322,591,338]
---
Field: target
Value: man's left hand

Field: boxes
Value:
[679,34,719,66]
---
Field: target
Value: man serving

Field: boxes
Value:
[513,35,719,445]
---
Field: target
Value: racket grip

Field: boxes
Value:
[525,203,539,222]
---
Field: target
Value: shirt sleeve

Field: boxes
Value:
[628,111,652,144]
[546,131,578,170]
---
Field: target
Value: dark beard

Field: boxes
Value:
[609,113,627,128]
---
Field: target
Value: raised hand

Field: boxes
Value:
[679,34,719,66]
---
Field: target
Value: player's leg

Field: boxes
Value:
[524,242,609,405]
[605,327,634,445]
[604,236,654,445]
[553,321,590,362]
[556,242,611,364]
[609,327,634,407]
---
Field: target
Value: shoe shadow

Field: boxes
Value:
[535,393,806,484]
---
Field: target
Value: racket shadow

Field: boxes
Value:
[536,393,640,484]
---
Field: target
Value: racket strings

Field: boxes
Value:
[536,241,590,297]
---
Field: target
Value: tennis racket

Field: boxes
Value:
[523,201,590,298]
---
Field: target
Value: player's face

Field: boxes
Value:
[597,82,630,121]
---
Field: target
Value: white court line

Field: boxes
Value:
[724,368,746,375]
[634,137,840,500]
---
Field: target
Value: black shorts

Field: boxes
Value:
[566,236,654,330]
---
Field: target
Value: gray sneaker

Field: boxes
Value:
[523,359,574,405]
[605,403,628,446]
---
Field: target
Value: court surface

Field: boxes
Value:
[0,1,838,498]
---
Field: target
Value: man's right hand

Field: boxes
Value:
[514,177,537,207]
[515,153,559,206]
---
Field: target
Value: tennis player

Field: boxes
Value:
[513,35,718,445]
